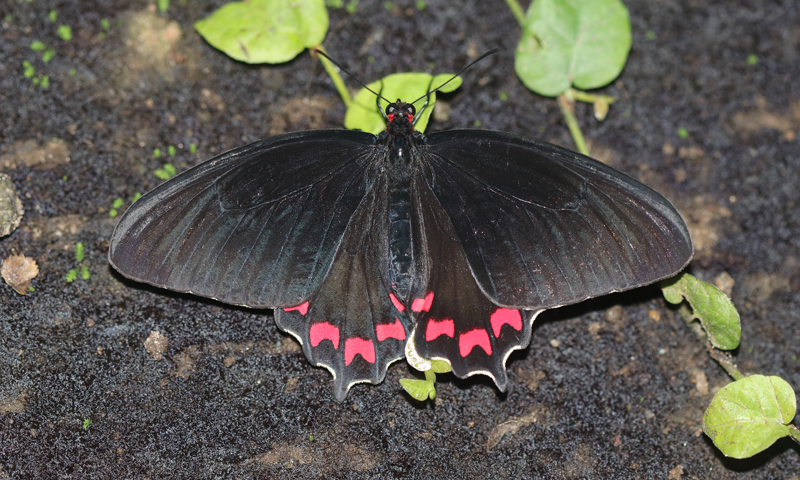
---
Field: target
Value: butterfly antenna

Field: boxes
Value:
[410,49,500,105]
[314,49,391,104]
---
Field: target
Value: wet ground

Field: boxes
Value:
[1,0,799,478]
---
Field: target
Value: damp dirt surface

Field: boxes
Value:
[2,0,800,478]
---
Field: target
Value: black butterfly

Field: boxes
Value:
[109,70,692,401]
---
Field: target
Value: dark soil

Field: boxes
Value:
[2,0,799,478]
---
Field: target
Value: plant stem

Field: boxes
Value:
[557,94,590,155]
[505,0,526,27]
[679,304,744,381]
[314,45,352,108]
[568,88,617,105]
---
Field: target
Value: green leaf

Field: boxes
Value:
[515,0,632,97]
[75,242,85,263]
[429,359,451,374]
[400,378,436,401]
[112,198,124,209]
[80,264,90,281]
[158,0,169,12]
[168,145,176,157]
[42,48,55,62]
[49,11,57,22]
[344,72,462,134]
[31,40,46,51]
[164,163,177,176]
[662,273,741,350]
[704,375,797,458]
[83,418,92,429]
[194,0,328,64]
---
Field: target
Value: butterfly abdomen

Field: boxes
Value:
[387,171,414,302]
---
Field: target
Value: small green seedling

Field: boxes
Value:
[42,48,55,62]
[662,274,799,460]
[109,197,124,218]
[22,61,35,78]
[57,25,72,41]
[158,0,170,11]
[399,336,452,402]
[344,72,462,135]
[195,0,328,64]
[66,242,90,283]
[677,127,689,139]
[83,418,92,430]
[168,145,176,157]
[154,163,177,180]
[49,10,57,22]
[101,18,110,31]
[153,148,161,158]
[189,143,197,154]
[31,40,46,51]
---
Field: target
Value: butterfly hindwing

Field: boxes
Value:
[408,177,533,388]
[276,177,411,400]
[423,130,693,309]
[109,130,375,308]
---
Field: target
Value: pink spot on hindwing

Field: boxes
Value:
[411,291,434,312]
[309,322,339,349]
[376,318,406,341]
[425,318,454,341]
[490,308,523,338]
[459,329,492,357]
[283,301,309,316]
[344,338,376,365]
[389,293,405,312]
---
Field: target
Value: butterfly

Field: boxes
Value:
[109,62,692,401]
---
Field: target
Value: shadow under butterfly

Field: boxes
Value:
[109,54,692,402]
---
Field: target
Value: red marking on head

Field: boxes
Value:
[376,318,406,342]
[344,338,376,365]
[490,308,523,338]
[309,322,339,349]
[283,301,309,316]
[425,318,454,341]
[389,293,405,312]
[459,329,492,357]
[387,113,395,123]
[406,113,414,123]
[411,291,434,313]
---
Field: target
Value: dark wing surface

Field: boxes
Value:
[422,130,693,310]
[109,130,376,308]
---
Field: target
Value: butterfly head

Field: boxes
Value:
[385,100,415,134]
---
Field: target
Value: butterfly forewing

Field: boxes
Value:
[422,130,693,310]
[109,130,375,308]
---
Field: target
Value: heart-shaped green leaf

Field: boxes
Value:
[344,72,462,134]
[704,375,797,458]
[515,0,631,97]
[662,273,741,350]
[195,0,328,64]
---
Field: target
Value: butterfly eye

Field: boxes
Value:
[387,105,396,114]
[406,105,416,116]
